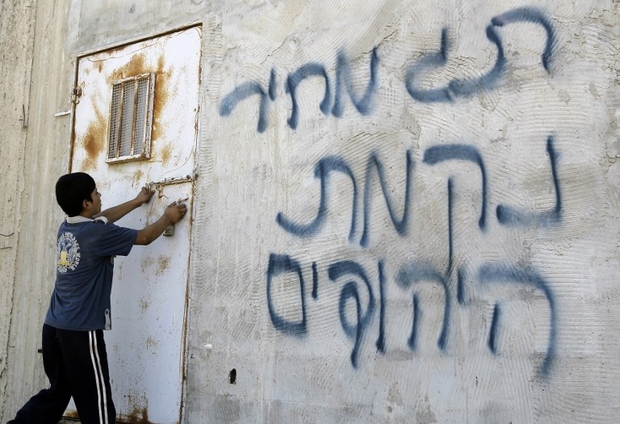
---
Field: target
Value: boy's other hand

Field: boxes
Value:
[165,201,188,224]
[136,186,155,205]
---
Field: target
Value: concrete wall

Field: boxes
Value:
[1,0,75,416]
[2,0,619,422]
[0,0,33,396]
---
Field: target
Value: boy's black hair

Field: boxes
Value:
[55,172,96,216]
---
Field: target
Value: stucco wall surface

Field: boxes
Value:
[2,0,619,423]
[188,1,620,422]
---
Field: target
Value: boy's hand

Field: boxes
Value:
[165,201,188,224]
[135,186,155,205]
[135,200,188,245]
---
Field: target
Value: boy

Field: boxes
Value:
[7,172,187,424]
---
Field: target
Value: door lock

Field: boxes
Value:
[163,224,175,237]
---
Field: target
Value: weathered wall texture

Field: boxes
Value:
[0,0,33,398]
[2,0,619,423]
[1,0,76,418]
[192,1,620,422]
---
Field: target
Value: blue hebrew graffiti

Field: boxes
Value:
[360,150,414,248]
[491,7,556,72]
[286,63,331,129]
[445,23,506,99]
[404,27,452,103]
[375,260,386,353]
[447,177,455,273]
[409,294,421,350]
[276,156,358,241]
[218,69,276,133]
[258,6,563,377]
[423,144,488,231]
[266,253,307,337]
[268,68,277,101]
[496,136,562,226]
[488,302,501,354]
[396,263,450,351]
[456,268,467,306]
[478,263,557,376]
[328,261,376,368]
[266,135,564,374]
[405,8,555,103]
[219,81,268,133]
[218,8,556,131]
[265,255,558,375]
[404,23,505,102]
[331,47,379,117]
[311,261,319,300]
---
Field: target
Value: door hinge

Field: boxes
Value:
[71,84,84,105]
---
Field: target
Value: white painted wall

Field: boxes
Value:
[1,1,619,423]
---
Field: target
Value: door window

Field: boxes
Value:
[108,73,155,162]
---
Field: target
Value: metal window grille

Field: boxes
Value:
[107,73,156,162]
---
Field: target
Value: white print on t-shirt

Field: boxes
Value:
[57,232,80,273]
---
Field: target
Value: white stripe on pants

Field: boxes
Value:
[88,330,109,424]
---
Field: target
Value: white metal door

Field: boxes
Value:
[67,27,201,423]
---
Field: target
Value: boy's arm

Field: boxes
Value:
[95,187,154,223]
[135,201,188,245]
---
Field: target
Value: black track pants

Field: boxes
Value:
[8,324,116,424]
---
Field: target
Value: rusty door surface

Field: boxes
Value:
[67,27,201,423]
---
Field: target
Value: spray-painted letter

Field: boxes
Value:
[266,253,307,337]
[328,261,376,368]
[276,156,358,241]
[286,64,331,129]
[478,263,557,377]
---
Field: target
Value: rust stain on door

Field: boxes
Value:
[81,106,106,171]
[122,406,152,424]
[109,53,148,81]
[151,56,171,143]
[69,26,201,423]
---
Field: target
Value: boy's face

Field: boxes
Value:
[82,187,102,216]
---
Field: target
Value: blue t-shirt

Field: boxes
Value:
[45,216,138,331]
